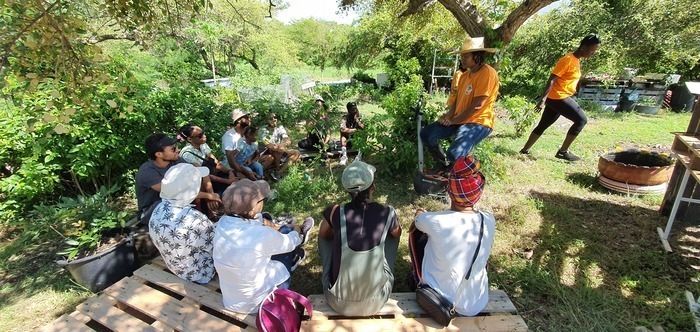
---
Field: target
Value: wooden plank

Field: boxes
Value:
[151,320,175,332]
[151,256,167,268]
[41,312,93,332]
[133,264,257,327]
[77,295,158,332]
[150,257,220,291]
[309,290,516,319]
[103,277,249,332]
[300,315,528,332]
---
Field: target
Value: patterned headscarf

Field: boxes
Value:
[448,155,485,208]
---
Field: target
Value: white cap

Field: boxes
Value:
[160,163,209,206]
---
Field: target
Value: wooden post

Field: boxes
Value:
[661,84,700,224]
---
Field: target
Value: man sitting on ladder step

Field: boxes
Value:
[420,36,500,174]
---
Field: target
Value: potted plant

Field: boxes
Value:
[634,96,661,115]
[51,186,137,292]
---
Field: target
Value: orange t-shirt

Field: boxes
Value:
[446,70,463,108]
[446,64,500,129]
[547,53,581,100]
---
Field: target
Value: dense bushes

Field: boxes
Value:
[498,96,538,137]
[0,47,230,224]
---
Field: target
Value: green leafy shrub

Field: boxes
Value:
[30,186,131,260]
[268,165,341,215]
[578,99,605,113]
[499,95,538,137]
[353,75,433,174]
[351,71,376,85]
[0,52,227,223]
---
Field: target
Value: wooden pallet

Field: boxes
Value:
[304,290,527,331]
[43,257,528,331]
[42,262,257,332]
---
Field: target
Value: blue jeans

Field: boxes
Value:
[271,225,304,288]
[241,161,263,178]
[420,122,492,162]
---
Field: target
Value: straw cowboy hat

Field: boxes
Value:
[231,108,250,124]
[453,36,497,54]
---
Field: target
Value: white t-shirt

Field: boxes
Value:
[415,210,495,316]
[260,125,289,145]
[213,215,301,313]
[221,129,241,168]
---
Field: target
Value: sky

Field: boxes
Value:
[275,0,360,25]
[275,0,568,25]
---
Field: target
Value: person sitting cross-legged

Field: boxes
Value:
[408,155,496,316]
[214,179,314,313]
[259,113,301,179]
[149,163,216,284]
[230,126,265,181]
[338,102,364,166]
[318,159,401,316]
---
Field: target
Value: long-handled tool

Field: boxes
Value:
[412,98,448,198]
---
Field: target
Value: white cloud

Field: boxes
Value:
[275,0,359,25]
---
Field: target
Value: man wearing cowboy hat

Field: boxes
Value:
[420,36,500,172]
[221,108,251,169]
[408,155,496,316]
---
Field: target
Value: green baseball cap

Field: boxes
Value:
[341,160,376,193]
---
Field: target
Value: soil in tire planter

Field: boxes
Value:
[607,151,673,167]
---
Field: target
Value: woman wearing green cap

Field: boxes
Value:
[318,160,402,316]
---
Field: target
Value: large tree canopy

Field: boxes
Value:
[341,0,558,46]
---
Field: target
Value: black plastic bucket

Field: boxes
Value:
[56,236,136,292]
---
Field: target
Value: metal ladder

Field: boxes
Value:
[429,49,460,94]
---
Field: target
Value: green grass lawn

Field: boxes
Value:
[1,108,697,331]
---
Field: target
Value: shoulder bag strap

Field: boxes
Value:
[464,212,485,281]
[182,150,207,162]
[449,212,485,314]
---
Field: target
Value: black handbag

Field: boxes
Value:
[415,212,484,326]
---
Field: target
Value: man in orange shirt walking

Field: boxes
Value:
[520,34,601,161]
[420,37,500,172]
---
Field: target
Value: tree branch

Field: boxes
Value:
[233,50,259,70]
[1,0,61,68]
[266,0,275,18]
[398,0,436,17]
[84,33,138,44]
[223,0,261,29]
[435,0,487,37]
[495,0,557,44]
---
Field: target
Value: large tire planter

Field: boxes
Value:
[598,149,674,194]
[56,236,136,292]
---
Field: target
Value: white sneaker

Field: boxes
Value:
[339,154,348,166]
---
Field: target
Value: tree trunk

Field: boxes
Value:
[397,0,559,47]
[494,0,557,45]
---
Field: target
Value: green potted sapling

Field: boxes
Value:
[51,185,136,292]
[634,96,661,115]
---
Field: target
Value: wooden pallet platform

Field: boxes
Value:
[42,263,257,332]
[305,290,527,331]
[43,258,528,331]
[308,290,517,319]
